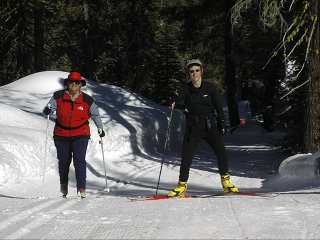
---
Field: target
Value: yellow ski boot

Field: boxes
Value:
[167,181,187,198]
[221,174,239,193]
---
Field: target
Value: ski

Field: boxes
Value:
[128,191,279,202]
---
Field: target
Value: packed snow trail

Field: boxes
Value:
[1,192,320,239]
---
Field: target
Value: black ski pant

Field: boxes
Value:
[54,138,89,190]
[179,126,229,182]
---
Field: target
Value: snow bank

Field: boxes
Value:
[2,71,68,94]
[2,70,317,196]
[0,71,184,190]
[0,103,44,129]
[279,153,319,178]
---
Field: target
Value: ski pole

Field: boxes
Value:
[155,102,175,196]
[99,137,110,192]
[42,114,50,184]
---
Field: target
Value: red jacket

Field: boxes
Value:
[53,90,93,137]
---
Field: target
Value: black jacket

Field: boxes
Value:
[176,80,225,130]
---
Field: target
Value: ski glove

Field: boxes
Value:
[43,107,51,116]
[219,127,226,136]
[216,118,226,136]
[98,128,105,138]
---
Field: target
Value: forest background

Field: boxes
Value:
[0,0,319,153]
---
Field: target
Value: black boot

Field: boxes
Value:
[60,183,68,198]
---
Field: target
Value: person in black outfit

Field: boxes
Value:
[167,59,239,197]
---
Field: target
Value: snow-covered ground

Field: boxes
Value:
[0,71,320,239]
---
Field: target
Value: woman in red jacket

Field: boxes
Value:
[43,71,105,198]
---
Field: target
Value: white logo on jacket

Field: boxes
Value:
[78,106,84,111]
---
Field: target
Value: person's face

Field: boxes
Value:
[67,80,81,93]
[188,65,203,84]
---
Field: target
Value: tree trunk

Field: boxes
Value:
[82,0,93,79]
[34,1,44,72]
[224,0,240,127]
[16,1,29,77]
[305,0,320,152]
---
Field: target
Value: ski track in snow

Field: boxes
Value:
[1,194,320,239]
[5,200,79,239]
[0,199,58,234]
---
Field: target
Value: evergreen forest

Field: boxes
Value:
[0,0,319,152]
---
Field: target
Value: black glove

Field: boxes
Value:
[219,127,226,136]
[217,118,226,136]
[98,128,105,138]
[160,96,176,107]
[43,107,51,115]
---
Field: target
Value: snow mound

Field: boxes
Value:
[0,71,183,189]
[0,103,43,129]
[1,71,68,94]
[278,153,319,178]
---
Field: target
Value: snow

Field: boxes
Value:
[3,71,69,94]
[0,71,320,239]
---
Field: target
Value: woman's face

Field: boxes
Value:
[67,80,81,94]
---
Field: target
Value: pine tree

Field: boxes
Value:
[232,0,320,151]
[151,22,184,102]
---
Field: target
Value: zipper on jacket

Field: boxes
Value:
[68,100,74,137]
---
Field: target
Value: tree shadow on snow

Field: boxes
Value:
[82,82,301,196]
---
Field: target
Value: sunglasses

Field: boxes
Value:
[189,69,201,74]
[68,80,82,85]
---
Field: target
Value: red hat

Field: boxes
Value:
[68,71,82,81]
[65,71,86,86]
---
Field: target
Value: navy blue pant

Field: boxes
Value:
[54,138,89,190]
